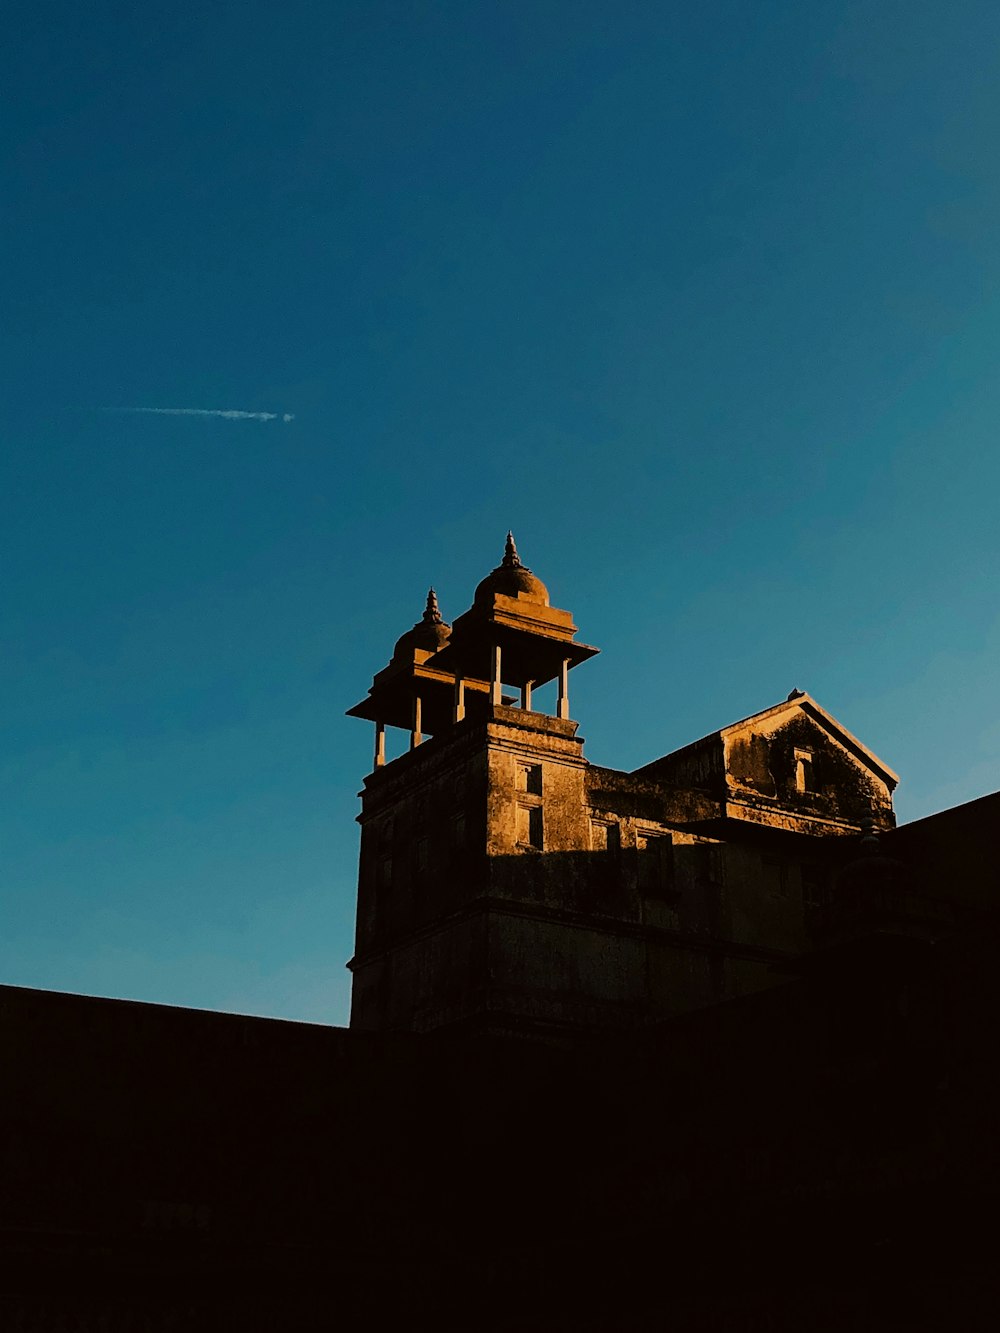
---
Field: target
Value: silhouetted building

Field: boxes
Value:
[3,537,998,1331]
[347,534,901,1037]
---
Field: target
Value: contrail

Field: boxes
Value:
[108,407,294,422]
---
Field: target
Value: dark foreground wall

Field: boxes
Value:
[3,911,1000,1333]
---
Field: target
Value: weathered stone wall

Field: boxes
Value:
[725,711,895,829]
[634,733,724,790]
[350,698,899,1036]
[483,707,588,860]
[487,913,649,1030]
[351,912,488,1031]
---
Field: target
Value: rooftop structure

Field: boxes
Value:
[347,532,598,755]
[346,536,905,1038]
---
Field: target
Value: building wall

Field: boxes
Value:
[724,711,895,830]
[351,912,489,1031]
[9,938,1000,1332]
[350,698,900,1036]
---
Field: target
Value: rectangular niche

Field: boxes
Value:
[516,803,543,850]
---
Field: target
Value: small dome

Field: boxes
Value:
[392,589,451,660]
[474,532,549,607]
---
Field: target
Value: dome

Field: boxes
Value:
[474,533,549,607]
[392,589,451,661]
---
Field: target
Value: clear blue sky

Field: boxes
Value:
[3,1,998,1025]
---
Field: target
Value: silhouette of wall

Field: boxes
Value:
[4,808,1000,1333]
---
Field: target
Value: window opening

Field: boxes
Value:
[517,804,543,850]
[794,748,814,793]
[637,833,674,896]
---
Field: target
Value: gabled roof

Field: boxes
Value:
[721,692,899,786]
[636,692,899,788]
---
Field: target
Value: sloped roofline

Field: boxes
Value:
[638,693,899,787]
[719,693,900,786]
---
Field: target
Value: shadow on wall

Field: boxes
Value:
[4,909,1000,1333]
[372,834,845,949]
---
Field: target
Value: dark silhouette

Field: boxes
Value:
[3,539,998,1330]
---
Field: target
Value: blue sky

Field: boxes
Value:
[3,0,998,1025]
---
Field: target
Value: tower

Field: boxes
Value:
[347,536,901,1040]
[346,536,600,1036]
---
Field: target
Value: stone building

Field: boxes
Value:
[347,534,901,1038]
[3,536,998,1329]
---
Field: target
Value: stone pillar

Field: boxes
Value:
[374,720,386,769]
[453,675,466,722]
[557,658,570,720]
[410,693,423,749]
[490,642,503,706]
[520,680,533,711]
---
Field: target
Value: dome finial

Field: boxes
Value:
[422,587,443,625]
[503,531,521,568]
[473,532,549,606]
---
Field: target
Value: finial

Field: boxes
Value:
[503,531,521,568]
[422,588,442,624]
